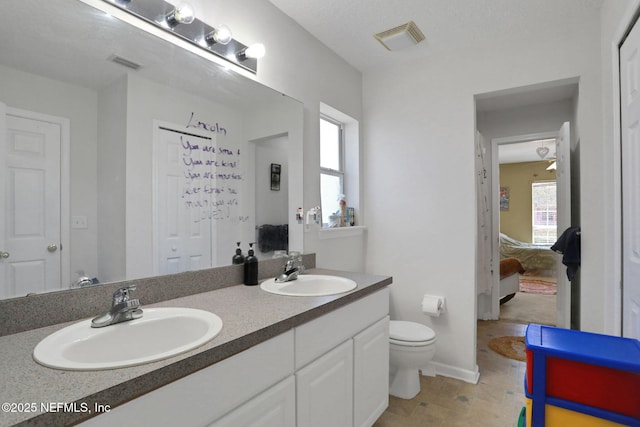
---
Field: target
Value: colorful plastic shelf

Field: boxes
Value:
[525,324,640,426]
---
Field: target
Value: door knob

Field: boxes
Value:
[0,251,9,259]
[47,244,58,253]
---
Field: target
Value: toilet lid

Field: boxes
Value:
[389,320,435,342]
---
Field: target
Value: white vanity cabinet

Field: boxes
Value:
[295,288,390,427]
[80,287,389,427]
[295,317,390,427]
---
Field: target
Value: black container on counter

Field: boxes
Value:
[244,243,258,286]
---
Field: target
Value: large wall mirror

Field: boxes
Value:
[0,0,303,299]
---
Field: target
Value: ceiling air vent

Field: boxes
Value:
[109,55,142,70]
[374,21,425,51]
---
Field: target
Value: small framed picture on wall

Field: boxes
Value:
[500,186,509,211]
[270,163,281,191]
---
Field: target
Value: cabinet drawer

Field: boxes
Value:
[209,376,295,427]
[295,288,389,369]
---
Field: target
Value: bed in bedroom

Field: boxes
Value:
[499,233,557,272]
[499,257,525,304]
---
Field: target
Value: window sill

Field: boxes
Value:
[318,225,366,240]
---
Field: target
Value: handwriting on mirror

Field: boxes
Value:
[186,111,227,135]
[173,130,248,223]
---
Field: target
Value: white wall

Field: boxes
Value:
[477,99,574,141]
[97,76,127,283]
[363,17,602,379]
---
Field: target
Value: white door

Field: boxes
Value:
[153,123,215,275]
[620,21,640,339]
[1,105,62,298]
[555,121,572,329]
[476,131,495,319]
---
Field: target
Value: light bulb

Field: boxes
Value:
[243,43,265,59]
[205,25,232,45]
[165,2,196,27]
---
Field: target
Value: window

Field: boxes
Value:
[532,181,557,245]
[320,115,344,226]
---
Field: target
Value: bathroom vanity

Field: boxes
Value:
[0,264,391,427]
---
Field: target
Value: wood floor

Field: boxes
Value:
[373,320,528,427]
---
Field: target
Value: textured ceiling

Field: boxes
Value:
[268,0,604,72]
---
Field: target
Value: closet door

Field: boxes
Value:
[153,122,215,275]
[620,19,640,339]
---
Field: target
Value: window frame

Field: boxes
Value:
[320,115,345,226]
[320,114,345,176]
[531,180,557,245]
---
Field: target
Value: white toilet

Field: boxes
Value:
[389,320,437,399]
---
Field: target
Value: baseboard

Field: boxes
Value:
[477,311,492,321]
[424,361,480,384]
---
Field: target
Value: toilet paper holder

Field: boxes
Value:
[422,294,445,317]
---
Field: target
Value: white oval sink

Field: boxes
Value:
[260,274,357,297]
[33,307,223,371]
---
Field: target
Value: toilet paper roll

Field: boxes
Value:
[422,295,445,317]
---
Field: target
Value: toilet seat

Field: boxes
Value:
[390,320,436,346]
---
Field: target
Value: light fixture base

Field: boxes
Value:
[103,0,259,73]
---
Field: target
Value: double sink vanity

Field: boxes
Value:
[0,255,392,427]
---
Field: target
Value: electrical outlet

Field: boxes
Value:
[72,216,88,229]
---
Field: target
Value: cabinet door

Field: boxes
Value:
[296,340,353,427]
[353,316,389,427]
[209,376,295,427]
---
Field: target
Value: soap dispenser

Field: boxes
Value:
[244,243,258,286]
[232,242,245,265]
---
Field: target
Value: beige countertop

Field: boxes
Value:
[0,269,391,427]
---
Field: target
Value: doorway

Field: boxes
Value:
[493,136,560,327]
[474,79,579,332]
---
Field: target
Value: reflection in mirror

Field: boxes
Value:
[0,0,303,299]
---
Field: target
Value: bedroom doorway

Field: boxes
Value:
[491,124,571,329]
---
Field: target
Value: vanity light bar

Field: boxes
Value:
[104,0,260,73]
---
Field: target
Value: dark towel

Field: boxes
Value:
[257,224,288,253]
[551,226,581,281]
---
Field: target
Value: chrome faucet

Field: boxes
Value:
[275,253,305,283]
[91,285,143,328]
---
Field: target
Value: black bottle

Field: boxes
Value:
[232,242,245,265]
[244,243,258,286]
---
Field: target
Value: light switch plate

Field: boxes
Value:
[72,216,88,229]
